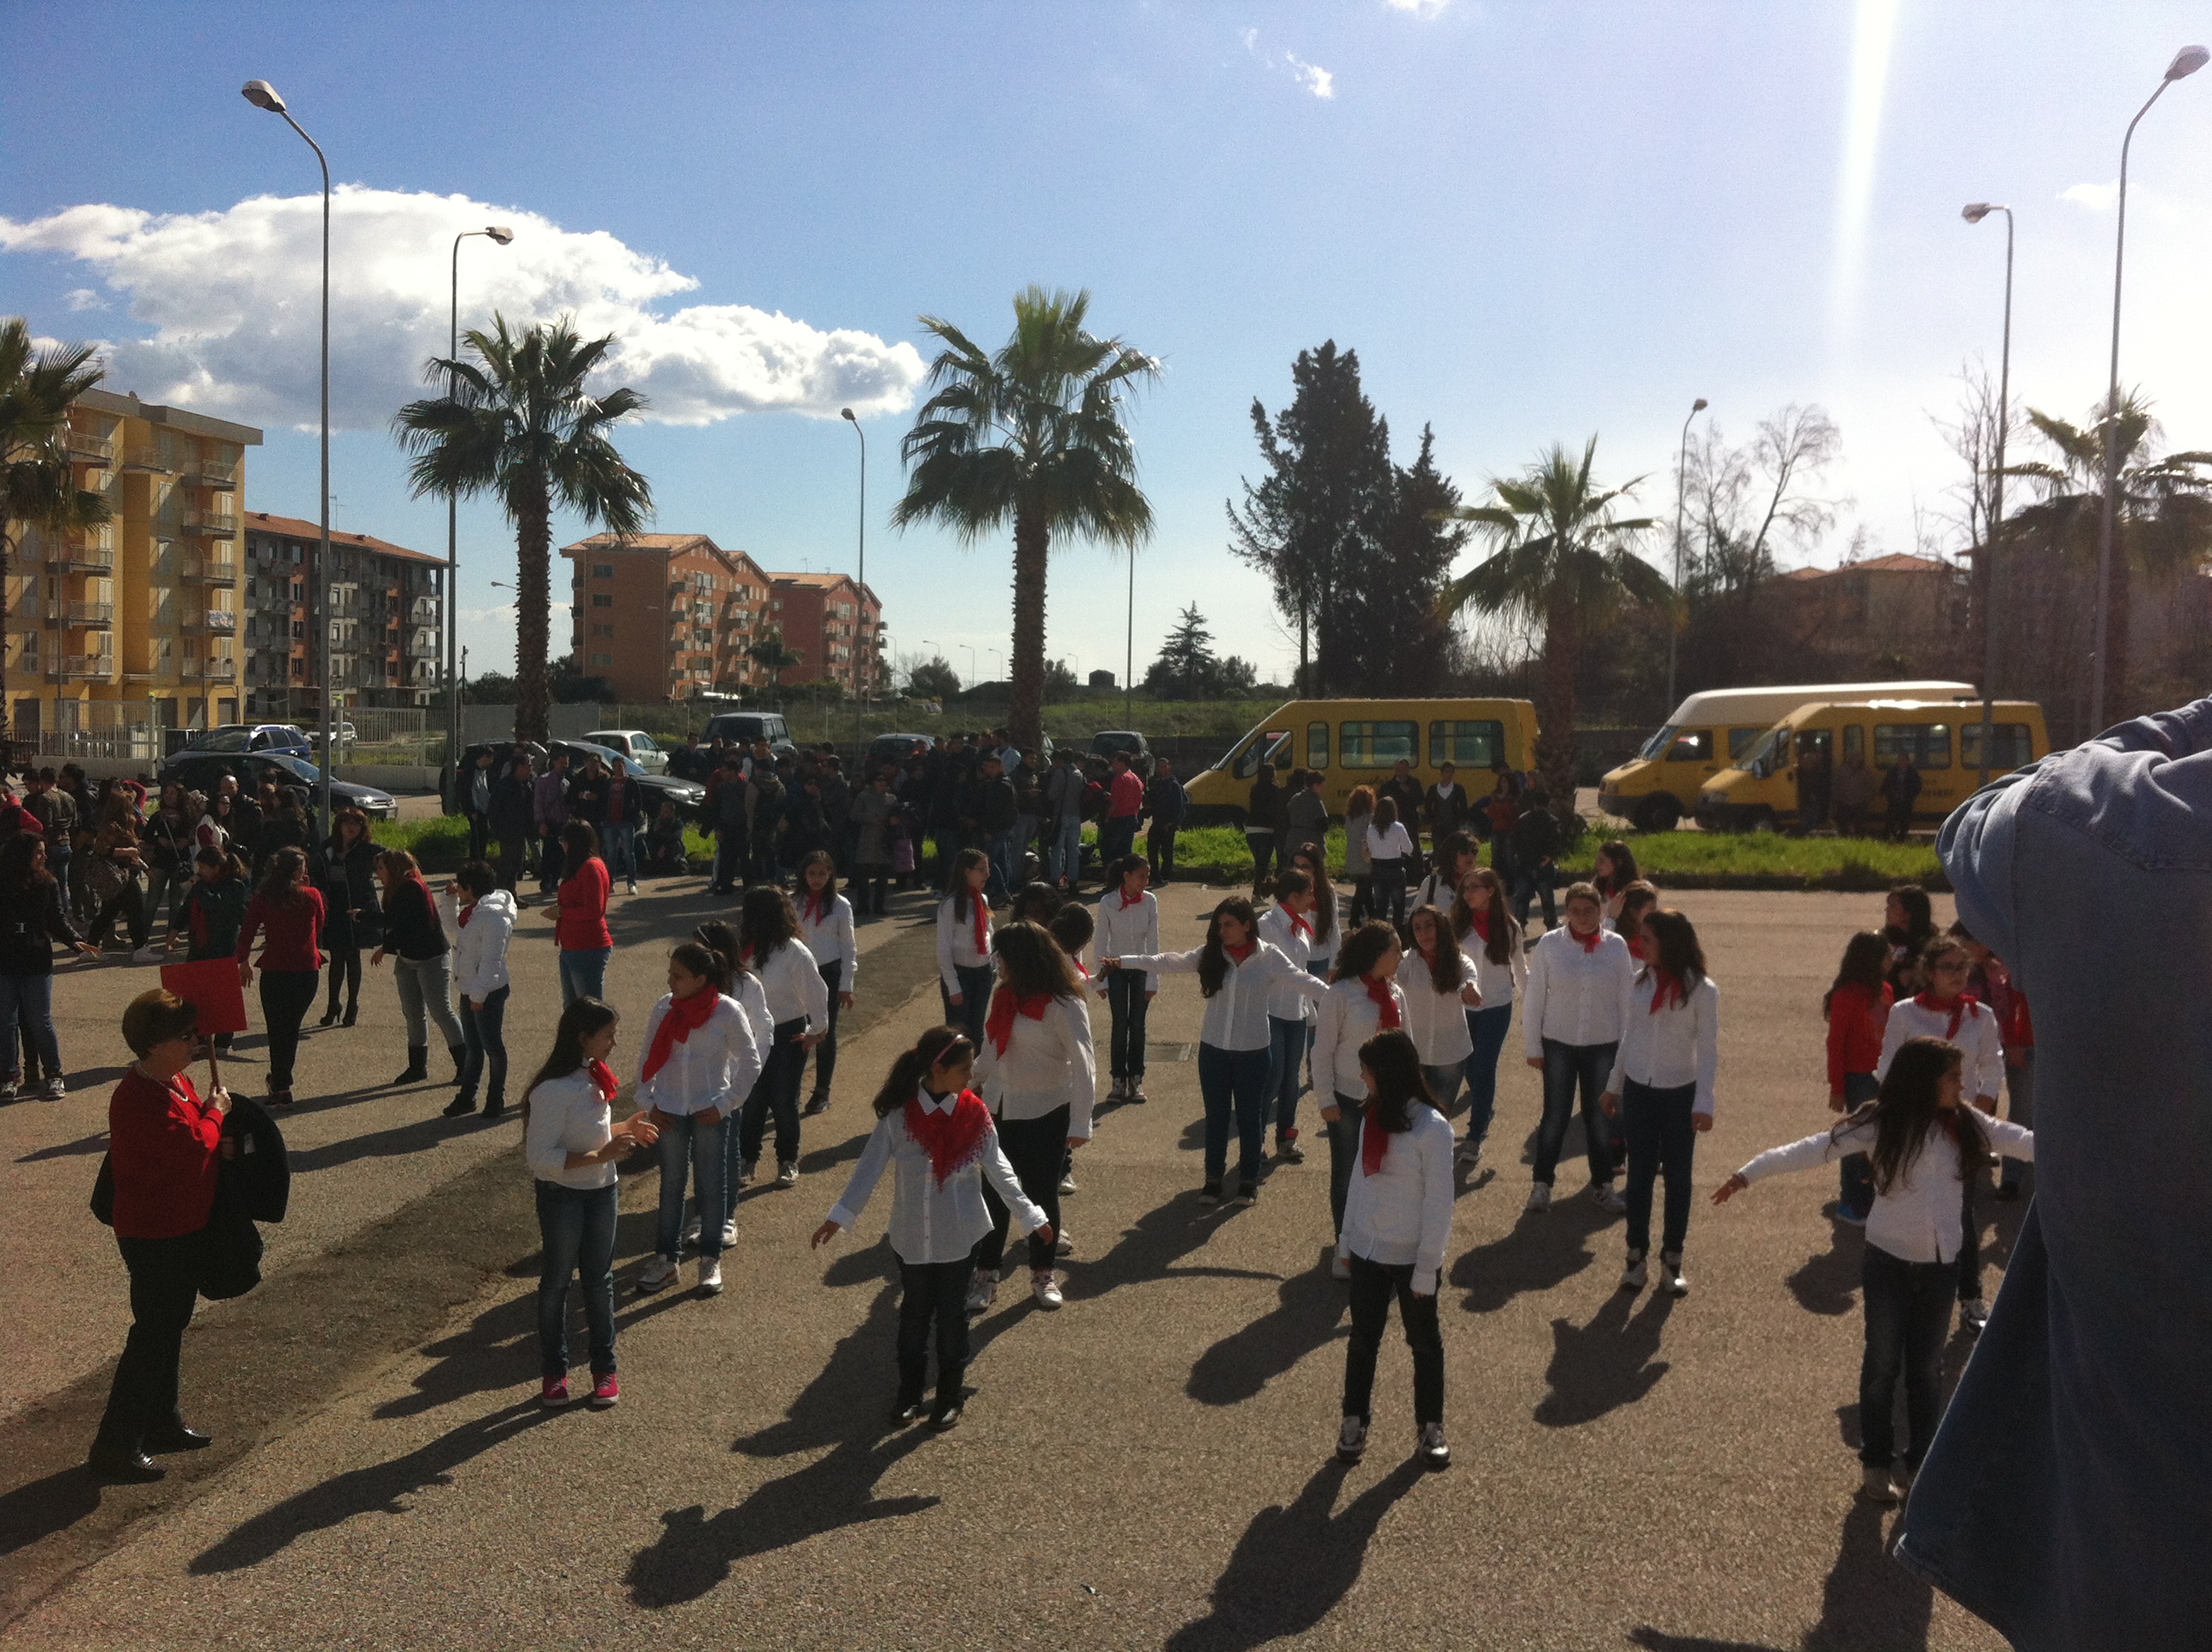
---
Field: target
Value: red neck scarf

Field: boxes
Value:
[1573,926,1603,954]
[1467,906,1493,944]
[406,871,436,917]
[1915,992,1980,1040]
[642,989,719,1082]
[985,986,1051,1056]
[1074,957,1091,980]
[1225,939,1256,964]
[1648,967,1685,1014]
[1118,887,1145,910]
[1627,934,1647,963]
[963,889,988,957]
[587,1060,619,1102]
[1360,1102,1394,1176]
[1289,909,1313,941]
[802,886,834,926]
[905,1087,992,1186]
[457,901,475,929]
[1363,976,1401,1029]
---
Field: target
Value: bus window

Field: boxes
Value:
[1727,728,1765,762]
[1307,721,1330,768]
[1842,724,1865,765]
[1341,719,1417,768]
[1429,719,1504,767]
[1236,730,1290,779]
[1961,722,2033,771]
[1664,730,1712,762]
[1876,723,1952,770]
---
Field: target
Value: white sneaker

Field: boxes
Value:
[132,945,165,964]
[1860,1463,1902,1504]
[1330,1253,1352,1281]
[720,1219,737,1248]
[636,1255,678,1294]
[1336,1415,1368,1463]
[1592,1182,1627,1215]
[697,1259,724,1295]
[1525,1183,1553,1213]
[1417,1421,1452,1469]
[1661,1254,1690,1297]
[1959,1297,1988,1332]
[683,1215,701,1246]
[1619,1253,1648,1292]
[777,1160,799,1188]
[964,1272,998,1316]
[38,1077,65,1102]
[1455,1140,1482,1166]
[1107,1077,1127,1102]
[1057,1171,1077,1195]
[1055,1233,1074,1257]
[1031,1270,1064,1310]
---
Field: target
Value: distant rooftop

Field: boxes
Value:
[76,387,263,446]
[243,511,442,567]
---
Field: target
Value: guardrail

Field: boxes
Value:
[67,428,114,464]
[63,602,114,627]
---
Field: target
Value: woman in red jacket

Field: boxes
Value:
[1823,931,1893,1224]
[87,989,230,1482]
[236,846,325,1108]
[555,820,612,1006]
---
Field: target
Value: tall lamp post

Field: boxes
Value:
[449,224,513,773]
[1124,547,1136,729]
[1962,202,2014,786]
[1665,397,1708,714]
[242,79,335,841]
[2090,44,2208,731]
[840,406,866,756]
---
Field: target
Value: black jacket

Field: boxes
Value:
[966,776,1018,835]
[381,876,447,961]
[490,770,536,839]
[0,875,82,976]
[222,1095,292,1223]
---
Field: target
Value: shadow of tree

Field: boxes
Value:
[1448,1195,1611,1315]
[1534,1289,1674,1428]
[1787,1215,1864,1318]
[1162,1457,1427,1651]
[1187,1247,1348,1406]
[189,1399,553,1573]
[1059,1189,1280,1306]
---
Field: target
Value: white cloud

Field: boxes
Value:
[62,287,105,311]
[1382,0,1451,15]
[0,187,926,432]
[1284,54,1336,100]
[2060,181,2119,212]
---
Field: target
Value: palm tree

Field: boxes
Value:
[892,287,1157,750]
[1,318,111,736]
[2002,393,2212,720]
[1439,438,1665,810]
[746,631,805,690]
[394,316,651,744]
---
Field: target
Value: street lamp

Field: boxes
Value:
[962,644,978,688]
[1665,397,1708,713]
[1124,546,1137,730]
[841,406,866,752]
[242,78,335,841]
[2090,44,2207,730]
[1962,202,2015,785]
[448,224,513,774]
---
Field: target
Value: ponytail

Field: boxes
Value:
[670,939,730,995]
[870,1026,975,1118]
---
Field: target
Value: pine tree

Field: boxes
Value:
[1334,425,1466,694]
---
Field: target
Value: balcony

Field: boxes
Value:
[56,537,115,573]
[200,659,237,683]
[181,457,237,490]
[67,428,114,466]
[181,556,237,585]
[51,654,113,680]
[181,509,238,538]
[182,609,237,634]
[64,602,114,628]
[122,445,171,473]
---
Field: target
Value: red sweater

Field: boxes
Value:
[1825,980,1893,1091]
[109,1067,222,1239]
[237,887,326,973]
[556,856,611,951]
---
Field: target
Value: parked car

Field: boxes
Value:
[160,748,399,821]
[584,730,669,773]
[701,710,798,759]
[865,732,932,769]
[441,739,707,823]
[1088,730,1151,763]
[184,723,311,756]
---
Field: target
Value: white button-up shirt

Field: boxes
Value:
[1460,921,1527,1008]
[1313,975,1411,1101]
[1093,889,1160,991]
[1394,946,1478,1066]
[1738,1114,2034,1264]
[827,1088,1046,1265]
[1522,927,1636,1056]
[636,992,764,1117]
[1257,905,1319,1021]
[1604,972,1722,1118]
[975,992,1097,1137]
[523,1069,617,1190]
[1113,941,1325,1051]
[1877,995,2007,1102]
[936,893,992,994]
[796,892,858,993]
[754,938,830,1034]
[1338,1102,1456,1293]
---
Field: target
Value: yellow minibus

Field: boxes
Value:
[1184,698,1540,823]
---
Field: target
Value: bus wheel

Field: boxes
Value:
[1636,796,1680,835]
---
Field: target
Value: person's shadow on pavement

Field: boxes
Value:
[1185,1247,1348,1406]
[1449,1195,1611,1315]
[1163,1456,1427,1651]
[1058,1188,1282,1306]
[1787,1213,1865,1318]
[1534,1288,1674,1428]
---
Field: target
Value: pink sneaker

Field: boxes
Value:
[540,1376,573,1410]
[589,1371,620,1410]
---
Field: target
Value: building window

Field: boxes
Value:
[591,593,613,608]
[590,652,614,667]
[593,563,614,579]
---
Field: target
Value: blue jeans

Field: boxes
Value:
[602,820,637,885]
[1512,862,1557,929]
[1195,1042,1272,1188]
[0,972,59,1083]
[533,1179,617,1380]
[1049,815,1083,884]
[1839,1070,1880,1216]
[559,946,610,1007]
[1534,1037,1619,1187]
[1107,968,1150,1083]
[1461,1003,1511,1151]
[1266,1015,1308,1140]
[941,963,992,1050]
[655,1109,726,1259]
[457,984,509,1106]
[1325,1098,1362,1236]
[1620,1076,1696,1256]
[1860,1241,1953,1470]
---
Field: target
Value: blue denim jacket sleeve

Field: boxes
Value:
[1897,699,2212,1651]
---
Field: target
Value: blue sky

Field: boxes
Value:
[8,2,2212,690]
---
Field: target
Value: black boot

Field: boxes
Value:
[442,1091,479,1119]
[393,1046,428,1085]
[341,994,358,1028]
[448,1044,469,1083]
[318,991,341,1028]
[480,1096,506,1122]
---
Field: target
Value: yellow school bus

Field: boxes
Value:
[1184,697,1540,823]
[1693,698,2050,834]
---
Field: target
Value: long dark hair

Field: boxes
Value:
[1373,796,1399,833]
[257,845,308,906]
[1884,883,1935,951]
[1616,881,1660,946]
[947,847,990,923]
[1824,931,1890,1018]
[1431,831,1479,893]
[1357,1028,1434,1135]
[1639,909,1706,991]
[1451,866,1516,965]
[670,939,731,995]
[1330,918,1400,985]
[522,997,619,1124]
[1405,905,1462,995]
[1594,839,1639,898]
[992,919,1083,1001]
[0,832,51,892]
[1290,846,1336,946]
[1196,896,1260,997]
[1011,881,1062,927]
[560,818,601,874]
[739,884,798,959]
[694,920,751,982]
[1839,1036,1988,1194]
[871,1026,975,1118]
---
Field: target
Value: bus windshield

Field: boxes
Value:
[1638,724,1679,760]
[1738,729,1784,776]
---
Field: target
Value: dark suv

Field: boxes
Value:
[701,711,797,759]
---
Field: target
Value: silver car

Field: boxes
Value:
[583,730,668,773]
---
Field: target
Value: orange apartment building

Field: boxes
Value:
[562,532,776,702]
[769,572,882,697]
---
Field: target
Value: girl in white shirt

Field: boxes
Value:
[1334,1028,1455,1472]
[1313,920,1411,1273]
[1412,833,1481,918]
[1522,881,1636,1214]
[1288,846,1340,980]
[1106,895,1325,1206]
[1714,1036,2033,1504]
[794,852,858,1119]
[1094,855,1161,1104]
[1598,910,1720,1297]
[935,848,994,1050]
[969,922,1096,1314]
[813,1027,1050,1431]
[523,998,658,1411]
[735,886,830,1190]
[1365,798,1415,930]
[442,860,516,1120]
[635,940,765,1297]
[1450,867,1525,1167]
[1258,868,1320,1164]
[1397,904,1484,1115]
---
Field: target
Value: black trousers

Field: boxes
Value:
[739,1017,809,1167]
[323,945,362,1016]
[805,960,843,1100]
[896,1254,974,1406]
[1621,1077,1697,1257]
[93,1233,201,1454]
[1106,967,1150,1082]
[976,1106,1067,1273]
[259,968,319,1091]
[1342,1253,1444,1426]
[497,831,530,893]
[847,865,889,916]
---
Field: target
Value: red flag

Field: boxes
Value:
[160,958,249,1036]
